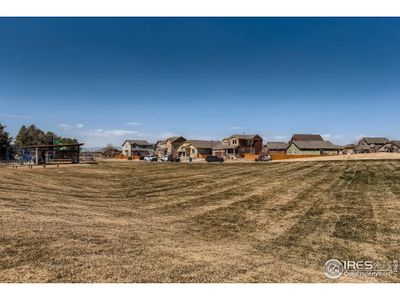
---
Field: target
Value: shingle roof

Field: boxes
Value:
[361,137,389,145]
[166,136,186,143]
[212,142,225,150]
[98,146,121,152]
[292,140,341,150]
[194,140,220,149]
[291,134,324,142]
[123,140,152,146]
[212,142,238,150]
[343,144,356,148]
[387,140,400,147]
[231,134,262,140]
[266,142,289,150]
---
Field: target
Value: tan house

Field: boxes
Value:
[212,134,263,158]
[356,137,389,153]
[378,141,400,153]
[212,142,226,158]
[341,144,356,155]
[287,134,340,155]
[176,140,218,159]
[154,136,186,158]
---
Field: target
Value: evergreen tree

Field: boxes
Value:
[15,124,45,147]
[15,124,78,148]
[0,123,12,160]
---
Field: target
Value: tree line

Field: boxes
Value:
[0,122,78,160]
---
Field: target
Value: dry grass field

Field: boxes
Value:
[1,160,400,283]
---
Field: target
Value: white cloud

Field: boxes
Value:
[58,123,84,130]
[58,123,72,130]
[0,113,30,119]
[126,122,141,126]
[83,129,139,137]
[273,135,288,141]
[321,133,331,140]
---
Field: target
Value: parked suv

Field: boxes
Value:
[144,155,158,162]
[205,155,224,163]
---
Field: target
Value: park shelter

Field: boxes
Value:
[21,143,84,164]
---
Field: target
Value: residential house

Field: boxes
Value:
[378,141,400,153]
[341,144,356,155]
[290,134,324,142]
[287,141,341,155]
[121,140,154,157]
[287,134,340,155]
[356,137,389,153]
[265,142,289,154]
[176,140,219,159]
[91,146,122,159]
[154,136,187,158]
[212,142,226,158]
[212,134,263,158]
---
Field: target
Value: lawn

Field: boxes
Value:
[0,160,399,282]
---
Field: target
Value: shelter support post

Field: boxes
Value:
[35,147,39,165]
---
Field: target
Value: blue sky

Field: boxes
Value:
[0,17,399,147]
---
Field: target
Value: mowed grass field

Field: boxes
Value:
[1,160,400,283]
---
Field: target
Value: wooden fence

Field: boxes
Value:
[270,153,337,160]
[243,153,259,161]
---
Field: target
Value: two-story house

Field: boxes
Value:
[153,136,187,158]
[356,137,389,153]
[121,140,154,157]
[212,134,263,158]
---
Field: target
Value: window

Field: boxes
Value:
[232,139,237,144]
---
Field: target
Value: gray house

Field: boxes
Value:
[121,140,154,157]
[287,141,341,155]
[265,142,289,154]
[356,137,389,153]
[290,134,324,142]
[287,134,340,155]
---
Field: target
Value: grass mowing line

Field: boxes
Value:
[1,161,399,282]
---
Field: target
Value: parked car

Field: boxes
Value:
[161,155,180,162]
[255,155,271,162]
[205,155,224,163]
[144,155,157,162]
[168,155,180,162]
